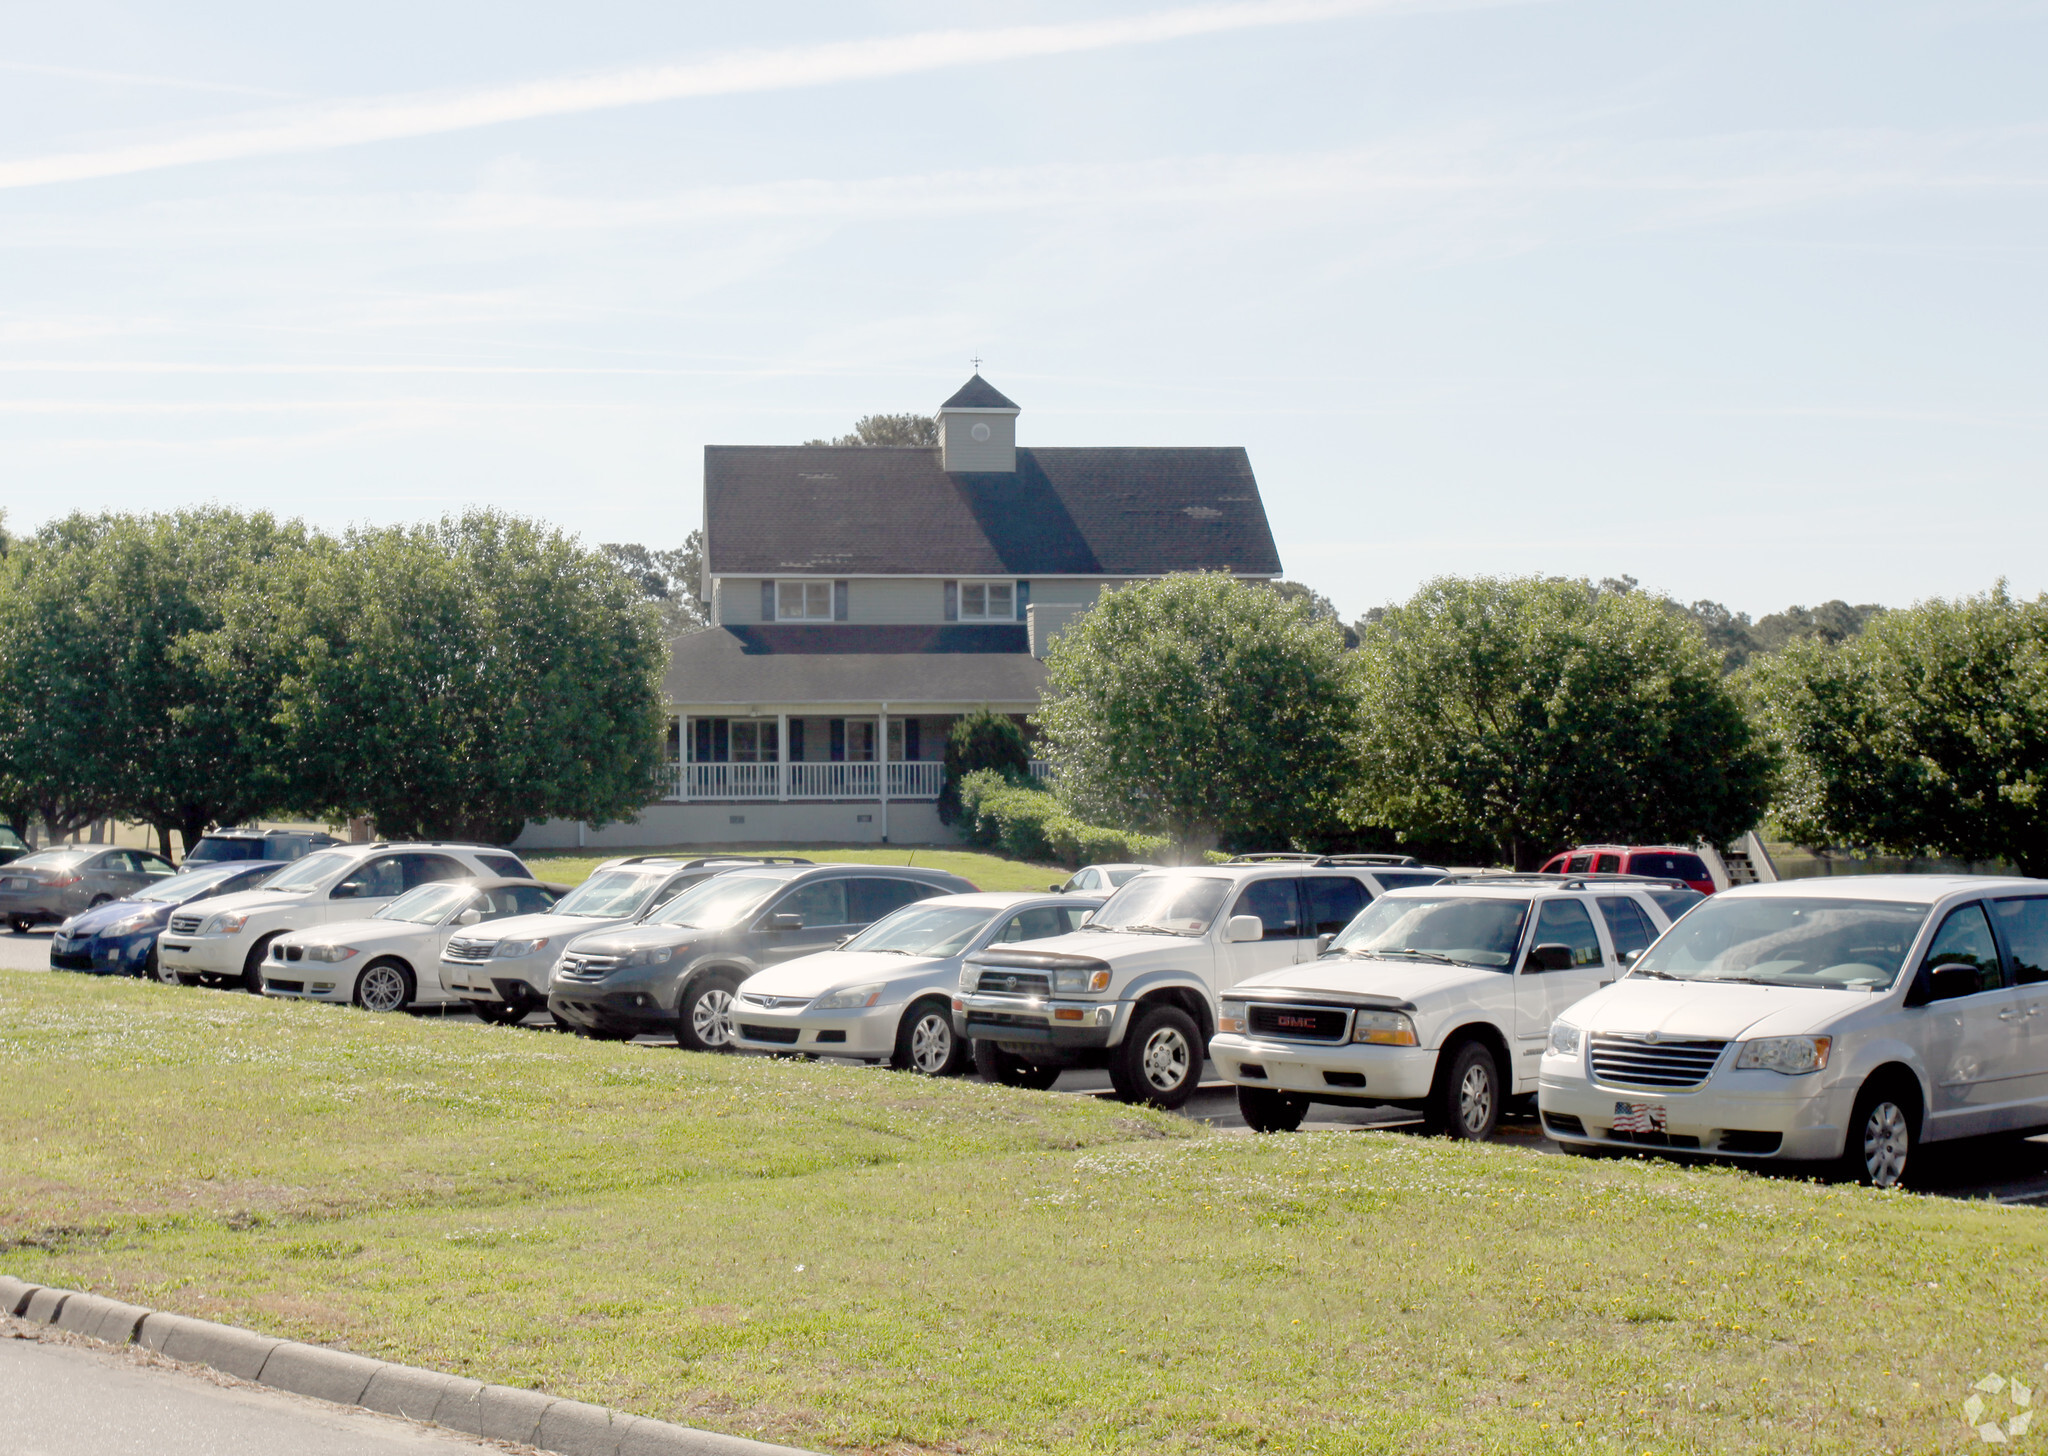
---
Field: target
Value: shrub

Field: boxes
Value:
[955,770,1169,869]
[937,711,1031,825]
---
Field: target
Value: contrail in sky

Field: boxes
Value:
[0,0,1526,190]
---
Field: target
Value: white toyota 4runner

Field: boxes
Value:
[1208,875,1701,1136]
[954,855,1448,1107]
[154,841,532,991]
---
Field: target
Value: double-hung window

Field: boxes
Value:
[958,580,1015,621]
[777,581,833,621]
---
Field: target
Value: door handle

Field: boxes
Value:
[1999,1009,2026,1021]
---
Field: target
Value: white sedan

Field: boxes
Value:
[730,893,1102,1072]
[263,878,566,1013]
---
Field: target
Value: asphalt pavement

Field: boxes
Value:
[0,1331,512,1456]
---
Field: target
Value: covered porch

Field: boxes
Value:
[659,707,1043,804]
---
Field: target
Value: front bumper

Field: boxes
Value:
[441,957,551,1005]
[545,982,675,1033]
[262,974,352,1002]
[729,999,898,1057]
[956,990,1124,1059]
[1538,1054,1848,1160]
[154,931,250,976]
[1209,1032,1438,1101]
[49,931,154,975]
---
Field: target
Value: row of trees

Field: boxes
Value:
[1036,572,2046,873]
[0,509,668,854]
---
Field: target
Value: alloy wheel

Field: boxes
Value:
[359,965,408,1013]
[692,987,735,1047]
[1862,1100,1911,1187]
[1458,1061,1494,1136]
[1140,1025,1191,1093]
[909,1012,953,1074]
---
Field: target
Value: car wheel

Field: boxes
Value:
[88,895,111,909]
[677,973,740,1052]
[892,998,966,1075]
[1839,1080,1917,1189]
[354,959,416,1014]
[240,936,278,994]
[1237,1085,1309,1133]
[1424,1040,1500,1140]
[8,916,30,935]
[1111,1004,1202,1110]
[972,1039,1062,1090]
[473,1001,529,1026]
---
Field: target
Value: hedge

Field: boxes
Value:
[954,770,1170,869]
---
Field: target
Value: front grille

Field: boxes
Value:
[1606,1128,1701,1150]
[1542,1112,1586,1137]
[1249,1003,1351,1042]
[556,954,618,980]
[740,1023,801,1045]
[444,939,496,963]
[267,979,305,994]
[974,971,1051,996]
[169,915,204,935]
[1589,1035,1727,1089]
[49,951,93,970]
[272,943,305,962]
[1717,1129,1783,1155]
[969,1010,1048,1030]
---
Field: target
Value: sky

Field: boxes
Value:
[1,0,2043,622]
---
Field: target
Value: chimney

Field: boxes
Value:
[937,374,1020,472]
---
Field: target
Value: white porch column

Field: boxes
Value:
[679,715,691,802]
[878,702,890,843]
[777,712,789,801]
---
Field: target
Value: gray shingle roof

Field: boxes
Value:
[665,626,1045,707]
[704,445,1281,577]
[940,374,1019,410]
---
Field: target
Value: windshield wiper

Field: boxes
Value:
[1117,923,1195,937]
[1627,966,1680,980]
[1357,948,1461,965]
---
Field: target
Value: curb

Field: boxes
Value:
[0,1275,811,1456]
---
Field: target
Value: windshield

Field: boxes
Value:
[0,828,26,852]
[1090,875,1232,936]
[552,870,666,919]
[644,875,780,930]
[1631,896,1930,989]
[261,850,351,891]
[13,849,88,871]
[375,883,476,924]
[135,865,257,903]
[1329,895,1531,969]
[844,904,996,957]
[184,837,265,864]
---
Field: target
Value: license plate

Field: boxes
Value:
[1,878,24,890]
[1612,1101,1668,1133]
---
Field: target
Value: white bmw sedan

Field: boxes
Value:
[730,893,1102,1073]
[264,878,565,1013]
[1539,875,2048,1187]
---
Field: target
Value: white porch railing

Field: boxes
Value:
[1029,759,1054,783]
[658,761,949,804]
[685,762,782,801]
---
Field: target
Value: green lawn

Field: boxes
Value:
[524,844,1069,893]
[4,971,2045,1454]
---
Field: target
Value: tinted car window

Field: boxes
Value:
[1303,876,1368,936]
[397,854,469,890]
[995,907,1074,943]
[1992,897,2048,985]
[776,878,849,927]
[1594,854,1622,874]
[476,853,531,879]
[1231,878,1303,939]
[1647,888,1705,922]
[1059,906,1094,932]
[186,838,263,863]
[1530,898,1604,969]
[333,855,405,899]
[847,878,936,923]
[1372,871,1448,892]
[1920,903,2003,994]
[1629,852,1709,883]
[1567,855,1594,873]
[1596,896,1658,960]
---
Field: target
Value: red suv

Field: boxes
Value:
[1538,844,1716,895]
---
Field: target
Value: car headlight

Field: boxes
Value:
[1734,1035,1832,1075]
[813,982,886,1010]
[1052,967,1111,993]
[104,913,155,937]
[1218,999,1249,1035]
[494,937,549,958]
[1352,1010,1419,1046]
[1548,1022,1582,1056]
[302,945,359,963]
[205,911,250,935]
[959,968,979,992]
[624,946,676,967]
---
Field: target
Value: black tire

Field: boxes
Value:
[354,959,416,1013]
[1423,1039,1501,1140]
[240,936,278,994]
[8,916,31,935]
[1237,1084,1309,1133]
[972,1039,1062,1090]
[472,1000,529,1026]
[138,947,157,981]
[89,896,111,909]
[1110,1004,1203,1110]
[892,998,968,1075]
[1837,1078,1918,1189]
[676,972,740,1052]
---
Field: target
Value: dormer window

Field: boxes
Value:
[958,580,1014,621]
[776,580,834,621]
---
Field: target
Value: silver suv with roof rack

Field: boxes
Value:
[1209,872,1703,1137]
[956,855,1450,1108]
[439,856,810,1024]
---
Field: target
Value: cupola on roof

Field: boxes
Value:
[940,374,1020,411]
[937,373,1020,470]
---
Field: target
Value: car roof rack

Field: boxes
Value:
[1320,853,1428,868]
[1223,852,1327,863]
[1445,871,1693,891]
[606,854,815,870]
[1225,852,1439,869]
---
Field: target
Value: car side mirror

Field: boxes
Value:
[457,908,482,926]
[769,913,804,932]
[1224,914,1265,943]
[1906,962,1980,1007]
[1620,948,1643,967]
[1050,884,1064,893]
[333,880,365,899]
[1317,932,1335,954]
[1524,942,1573,973]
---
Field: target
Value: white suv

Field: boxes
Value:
[154,842,532,991]
[954,855,1448,1107]
[1540,875,2048,1187]
[1208,875,1698,1137]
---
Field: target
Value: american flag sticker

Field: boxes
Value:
[1612,1101,1667,1133]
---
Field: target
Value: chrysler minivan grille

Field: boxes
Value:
[1588,1035,1727,1089]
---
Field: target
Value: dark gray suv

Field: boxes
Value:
[547,863,976,1050]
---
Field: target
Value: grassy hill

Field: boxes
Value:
[524,844,1070,893]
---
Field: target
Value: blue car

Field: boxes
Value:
[49,862,280,978]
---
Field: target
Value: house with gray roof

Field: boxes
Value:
[520,375,1282,849]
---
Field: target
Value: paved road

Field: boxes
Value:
[0,1333,507,1456]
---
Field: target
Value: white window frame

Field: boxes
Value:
[776,580,834,621]
[957,579,1016,621]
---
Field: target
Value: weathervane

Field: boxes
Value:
[970,355,983,372]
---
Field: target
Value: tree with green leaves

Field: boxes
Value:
[936,709,1030,825]
[1746,584,2048,874]
[1035,573,1362,861]
[1353,576,1772,869]
[231,510,668,844]
[601,530,708,638]
[803,413,938,447]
